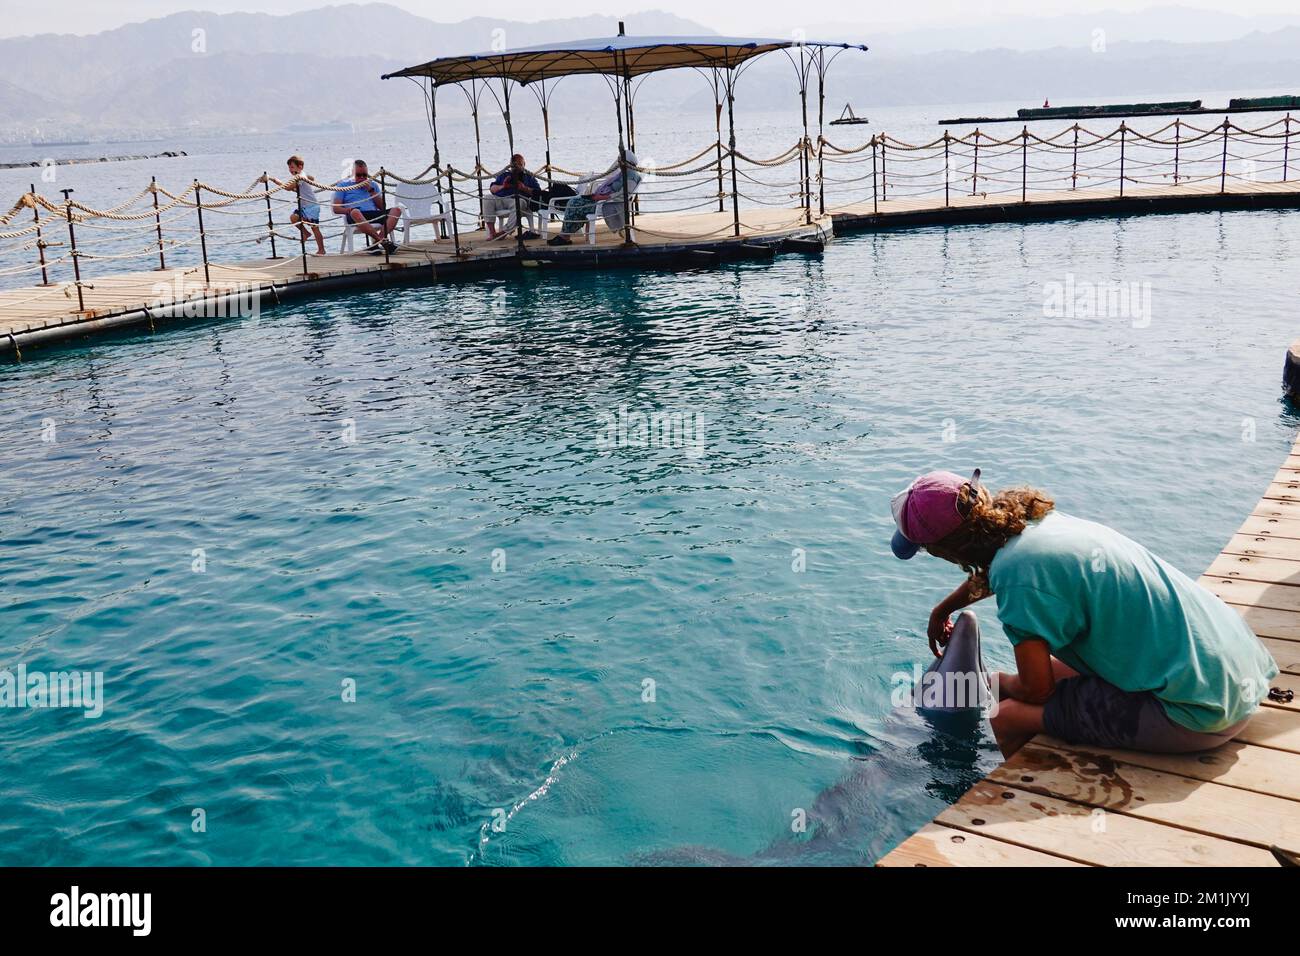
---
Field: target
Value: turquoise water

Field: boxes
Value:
[1,209,1298,865]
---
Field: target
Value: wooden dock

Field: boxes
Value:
[878,437,1300,867]
[831,176,1300,233]
[0,208,830,352]
[6,173,1300,354]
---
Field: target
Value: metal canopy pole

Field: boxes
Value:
[611,62,634,245]
[428,80,447,230]
[499,77,525,254]
[469,80,486,225]
[797,46,812,225]
[816,47,827,216]
[710,69,725,212]
[620,45,640,227]
[724,55,741,238]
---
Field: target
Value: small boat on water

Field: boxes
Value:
[830,103,869,126]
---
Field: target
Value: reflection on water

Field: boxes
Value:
[0,210,1297,865]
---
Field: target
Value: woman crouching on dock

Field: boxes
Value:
[889,469,1278,757]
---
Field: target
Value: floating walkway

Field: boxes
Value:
[0,209,830,351]
[830,176,1300,231]
[3,114,1300,355]
[879,438,1300,867]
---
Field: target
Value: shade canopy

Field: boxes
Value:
[382,35,868,86]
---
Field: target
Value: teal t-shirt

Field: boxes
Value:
[987,511,1278,732]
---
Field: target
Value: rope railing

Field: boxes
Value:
[3,114,1298,304]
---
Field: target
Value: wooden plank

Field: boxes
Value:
[992,743,1300,852]
[1221,532,1300,560]
[936,779,1275,866]
[1204,552,1300,586]
[877,822,1086,867]
[1235,705,1300,754]
[1264,478,1300,501]
[1202,574,1300,613]
[1262,636,1300,673]
[1225,602,1300,642]
[1036,735,1300,802]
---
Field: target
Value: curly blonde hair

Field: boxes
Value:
[925,485,1055,596]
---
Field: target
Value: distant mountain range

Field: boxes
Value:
[795,5,1300,54]
[5,4,1300,141]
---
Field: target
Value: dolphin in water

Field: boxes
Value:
[916,609,994,717]
[637,611,998,865]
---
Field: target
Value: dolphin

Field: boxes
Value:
[916,609,994,715]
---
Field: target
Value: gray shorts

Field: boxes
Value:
[1042,676,1247,753]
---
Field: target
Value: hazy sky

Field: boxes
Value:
[5,0,1300,38]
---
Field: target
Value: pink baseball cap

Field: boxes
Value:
[890,468,982,559]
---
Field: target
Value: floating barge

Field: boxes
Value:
[941,95,1300,125]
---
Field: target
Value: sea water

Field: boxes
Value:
[1,103,1298,865]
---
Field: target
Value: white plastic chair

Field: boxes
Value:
[397,182,453,243]
[339,208,387,253]
[488,198,538,239]
[540,196,612,245]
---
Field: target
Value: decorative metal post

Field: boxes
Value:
[295,174,308,279]
[1220,118,1230,193]
[1071,125,1079,190]
[725,66,741,238]
[29,183,48,286]
[871,135,879,214]
[379,167,391,264]
[194,180,211,287]
[151,176,166,270]
[880,135,888,202]
[971,130,980,196]
[1021,126,1028,202]
[60,188,85,312]
[943,131,950,206]
[1284,114,1292,183]
[262,171,278,259]
[446,166,462,258]
[1118,123,1126,198]
[1173,119,1182,185]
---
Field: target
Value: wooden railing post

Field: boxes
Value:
[59,187,85,312]
[262,171,278,260]
[194,180,211,287]
[1220,118,1230,194]
[30,183,48,286]
[150,176,166,270]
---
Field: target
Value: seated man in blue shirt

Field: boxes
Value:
[482,154,540,240]
[332,159,399,254]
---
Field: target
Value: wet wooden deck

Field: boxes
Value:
[0,208,830,349]
[879,436,1300,867]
